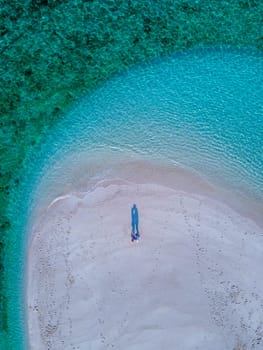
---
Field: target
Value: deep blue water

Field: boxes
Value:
[7,47,263,349]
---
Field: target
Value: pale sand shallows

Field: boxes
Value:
[27,181,263,350]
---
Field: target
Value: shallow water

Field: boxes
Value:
[7,47,263,349]
[32,47,263,206]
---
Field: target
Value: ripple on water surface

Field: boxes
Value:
[31,47,263,213]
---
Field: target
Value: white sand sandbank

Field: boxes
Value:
[27,180,263,350]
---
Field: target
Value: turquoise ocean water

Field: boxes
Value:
[7,47,263,348]
[30,47,263,204]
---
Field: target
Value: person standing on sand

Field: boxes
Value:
[131,204,140,241]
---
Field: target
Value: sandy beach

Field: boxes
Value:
[27,173,263,349]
